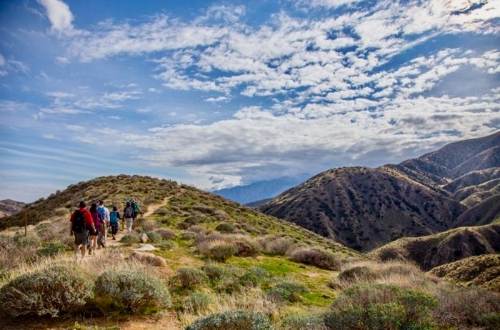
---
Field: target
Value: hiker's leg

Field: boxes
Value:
[74,244,80,260]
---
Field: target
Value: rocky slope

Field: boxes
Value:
[261,132,500,251]
[370,223,500,270]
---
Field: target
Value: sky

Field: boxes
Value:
[0,0,499,202]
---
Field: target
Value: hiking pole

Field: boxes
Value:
[24,211,27,237]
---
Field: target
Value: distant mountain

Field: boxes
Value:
[370,223,500,270]
[213,176,307,204]
[260,132,500,251]
[0,199,25,218]
[260,166,465,251]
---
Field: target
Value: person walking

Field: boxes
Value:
[123,202,135,233]
[97,200,110,243]
[89,202,103,252]
[69,201,95,261]
[109,206,120,240]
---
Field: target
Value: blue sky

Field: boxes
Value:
[0,0,499,202]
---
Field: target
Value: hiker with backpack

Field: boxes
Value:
[109,206,120,240]
[123,202,135,233]
[97,200,110,243]
[131,199,141,220]
[70,201,96,261]
[89,202,104,251]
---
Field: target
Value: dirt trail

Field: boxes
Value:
[106,196,172,248]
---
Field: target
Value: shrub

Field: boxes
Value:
[233,236,261,257]
[202,263,227,282]
[155,228,176,240]
[183,291,212,313]
[146,231,163,243]
[199,240,237,262]
[181,231,197,240]
[338,266,377,282]
[120,233,141,245]
[0,265,92,318]
[281,314,326,330]
[130,252,166,267]
[239,267,269,287]
[260,236,294,256]
[186,310,273,330]
[289,247,340,270]
[37,241,68,257]
[94,269,171,314]
[324,284,437,330]
[433,286,500,328]
[173,267,207,289]
[267,281,307,303]
[216,222,236,233]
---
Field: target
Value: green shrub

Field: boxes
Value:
[186,310,273,330]
[267,281,307,303]
[146,231,163,243]
[180,231,197,240]
[94,269,171,314]
[324,284,437,330]
[0,265,92,318]
[173,267,207,289]
[233,237,261,257]
[120,233,141,245]
[239,267,269,287]
[202,263,227,282]
[216,222,236,233]
[37,241,68,257]
[183,291,212,313]
[289,248,340,270]
[281,314,326,330]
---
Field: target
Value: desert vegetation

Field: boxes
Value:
[0,175,499,329]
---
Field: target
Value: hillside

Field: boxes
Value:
[370,223,500,270]
[430,254,500,292]
[260,166,465,251]
[261,132,500,251]
[0,200,25,218]
[1,175,499,330]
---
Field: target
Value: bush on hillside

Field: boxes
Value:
[239,267,269,287]
[0,265,92,318]
[173,267,207,289]
[155,228,176,240]
[198,240,237,262]
[267,281,307,303]
[120,233,141,245]
[129,251,167,267]
[233,236,261,257]
[260,236,295,256]
[182,291,212,313]
[180,231,197,241]
[216,222,236,233]
[202,263,228,282]
[324,284,437,330]
[289,247,340,270]
[94,268,171,314]
[281,314,327,330]
[186,310,273,330]
[146,231,163,243]
[433,286,500,329]
[338,266,377,282]
[37,241,68,257]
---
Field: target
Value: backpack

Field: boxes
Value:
[132,201,140,214]
[124,206,134,218]
[72,210,86,233]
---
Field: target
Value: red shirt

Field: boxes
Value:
[70,207,95,228]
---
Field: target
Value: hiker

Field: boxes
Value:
[131,199,141,221]
[97,200,110,242]
[89,202,104,251]
[123,201,135,233]
[109,206,120,240]
[69,201,96,261]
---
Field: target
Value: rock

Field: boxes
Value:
[135,243,157,251]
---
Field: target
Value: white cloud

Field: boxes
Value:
[38,0,74,34]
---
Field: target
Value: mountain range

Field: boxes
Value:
[261,132,500,251]
[0,199,25,219]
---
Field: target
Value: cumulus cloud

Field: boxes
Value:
[38,0,74,34]
[38,0,500,188]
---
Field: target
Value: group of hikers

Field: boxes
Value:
[69,199,141,260]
